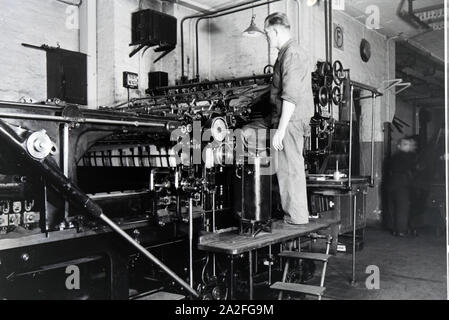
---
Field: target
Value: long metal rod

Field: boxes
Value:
[0,112,166,128]
[212,191,217,277]
[189,198,194,288]
[63,124,70,220]
[100,213,199,297]
[181,0,263,79]
[0,100,62,110]
[249,250,254,300]
[324,0,329,62]
[268,245,272,285]
[88,190,151,201]
[370,94,376,186]
[351,194,357,286]
[348,84,354,190]
[329,0,333,64]
[194,0,281,78]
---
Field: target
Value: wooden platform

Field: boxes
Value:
[198,219,339,255]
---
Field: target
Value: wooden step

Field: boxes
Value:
[271,282,325,297]
[133,291,185,301]
[279,251,331,262]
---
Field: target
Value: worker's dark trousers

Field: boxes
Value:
[387,187,410,234]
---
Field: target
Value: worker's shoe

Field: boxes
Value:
[284,217,308,226]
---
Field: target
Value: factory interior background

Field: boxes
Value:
[0,0,447,301]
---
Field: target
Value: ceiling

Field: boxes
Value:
[188,0,445,59]
[188,0,445,108]
[345,0,445,60]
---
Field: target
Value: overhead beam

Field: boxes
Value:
[164,0,213,12]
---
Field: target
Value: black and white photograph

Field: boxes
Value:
[0,0,447,307]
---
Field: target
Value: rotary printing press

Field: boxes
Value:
[0,73,276,300]
[0,57,371,299]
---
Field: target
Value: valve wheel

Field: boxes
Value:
[318,86,329,107]
[333,60,345,85]
[332,86,343,105]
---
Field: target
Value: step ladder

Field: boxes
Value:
[271,234,333,300]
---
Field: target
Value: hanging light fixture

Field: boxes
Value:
[243,10,264,37]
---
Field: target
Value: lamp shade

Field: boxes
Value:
[243,15,264,37]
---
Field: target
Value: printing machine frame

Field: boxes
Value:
[0,61,381,299]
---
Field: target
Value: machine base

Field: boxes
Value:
[239,219,272,238]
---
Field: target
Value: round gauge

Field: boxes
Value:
[210,117,228,142]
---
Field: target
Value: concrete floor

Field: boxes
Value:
[322,227,447,300]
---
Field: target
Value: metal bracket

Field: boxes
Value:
[380,79,412,95]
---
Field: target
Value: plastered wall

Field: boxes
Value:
[0,0,79,102]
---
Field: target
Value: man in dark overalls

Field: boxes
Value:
[385,137,417,236]
[263,12,315,225]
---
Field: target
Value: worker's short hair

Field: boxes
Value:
[265,12,291,30]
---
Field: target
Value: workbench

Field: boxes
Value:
[307,176,370,286]
[198,219,339,300]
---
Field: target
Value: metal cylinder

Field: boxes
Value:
[241,156,272,222]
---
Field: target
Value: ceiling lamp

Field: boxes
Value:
[307,0,319,6]
[243,14,264,37]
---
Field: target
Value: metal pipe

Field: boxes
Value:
[329,0,332,64]
[348,84,354,190]
[62,124,70,177]
[88,190,151,201]
[292,0,300,43]
[62,123,70,220]
[100,213,199,297]
[0,101,62,110]
[181,0,263,80]
[210,190,217,276]
[212,190,216,232]
[194,0,281,78]
[0,112,167,128]
[351,194,357,286]
[267,0,271,66]
[324,0,329,62]
[268,245,272,285]
[249,250,254,300]
[370,94,376,186]
[189,198,194,288]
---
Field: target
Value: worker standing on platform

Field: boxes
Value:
[264,13,314,225]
